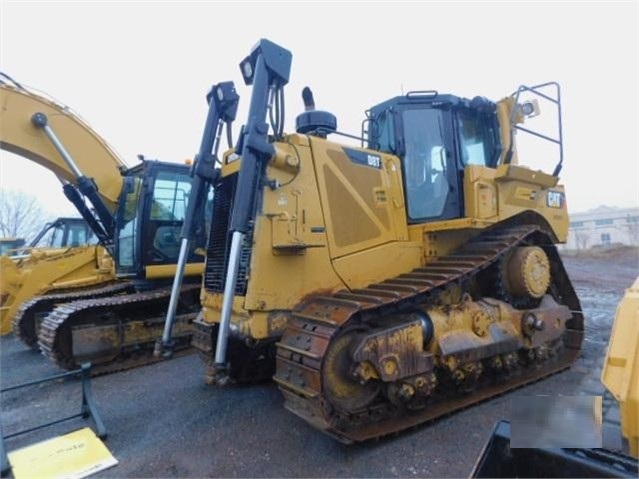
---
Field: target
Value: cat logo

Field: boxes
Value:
[547,190,564,208]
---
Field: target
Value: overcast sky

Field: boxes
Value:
[1,1,637,217]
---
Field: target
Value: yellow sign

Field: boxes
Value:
[8,427,118,479]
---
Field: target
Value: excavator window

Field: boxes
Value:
[36,223,65,248]
[115,166,210,275]
[151,177,187,221]
[69,223,95,246]
[147,173,190,261]
[116,178,142,269]
[45,227,61,248]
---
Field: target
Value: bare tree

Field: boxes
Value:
[0,189,53,242]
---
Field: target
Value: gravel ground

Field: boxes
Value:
[1,248,637,478]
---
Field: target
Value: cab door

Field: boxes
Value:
[401,108,462,223]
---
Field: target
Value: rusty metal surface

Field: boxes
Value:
[37,284,200,375]
[274,224,584,442]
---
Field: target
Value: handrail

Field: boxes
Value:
[506,82,564,176]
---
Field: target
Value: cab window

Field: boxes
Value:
[147,172,191,262]
[117,177,141,269]
[457,109,497,167]
[369,110,396,153]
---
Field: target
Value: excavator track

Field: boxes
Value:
[274,224,584,443]
[12,281,134,347]
[37,284,201,375]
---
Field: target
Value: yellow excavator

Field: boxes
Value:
[166,39,584,442]
[0,72,221,373]
[0,217,114,336]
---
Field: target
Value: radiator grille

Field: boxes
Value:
[203,174,252,295]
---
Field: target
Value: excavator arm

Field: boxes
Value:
[0,75,129,241]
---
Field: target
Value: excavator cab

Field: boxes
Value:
[114,160,212,280]
[367,92,501,223]
[1,218,95,258]
[29,217,97,249]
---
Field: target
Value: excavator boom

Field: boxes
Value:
[0,78,126,214]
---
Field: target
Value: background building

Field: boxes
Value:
[564,206,639,250]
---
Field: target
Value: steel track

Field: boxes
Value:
[37,284,201,375]
[12,281,134,347]
[274,224,584,442]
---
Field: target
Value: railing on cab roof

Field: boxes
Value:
[506,82,564,176]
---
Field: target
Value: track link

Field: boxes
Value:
[12,281,134,347]
[37,284,201,375]
[274,225,584,442]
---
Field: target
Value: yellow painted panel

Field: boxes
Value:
[601,277,639,458]
[333,241,422,289]
[145,262,203,279]
[462,164,569,242]
[310,137,407,259]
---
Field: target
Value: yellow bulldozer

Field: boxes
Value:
[0,72,222,373]
[0,217,115,336]
[163,39,583,442]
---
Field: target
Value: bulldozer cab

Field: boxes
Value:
[114,160,212,279]
[367,92,501,224]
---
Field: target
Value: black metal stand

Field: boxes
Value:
[0,363,106,477]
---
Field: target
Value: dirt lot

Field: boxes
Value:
[1,247,637,478]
